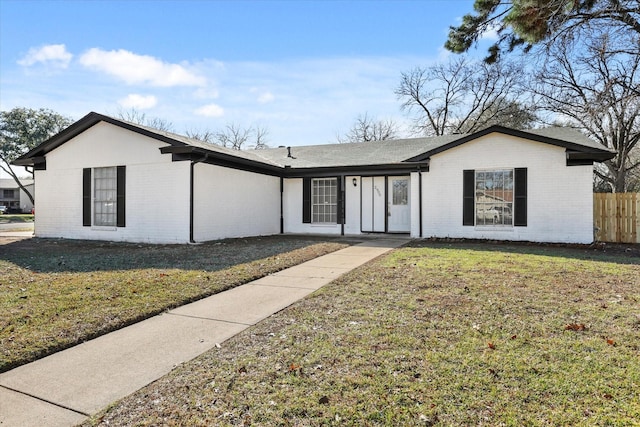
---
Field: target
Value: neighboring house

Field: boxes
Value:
[14,112,615,244]
[0,179,34,213]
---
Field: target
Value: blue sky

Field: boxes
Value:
[1,0,488,153]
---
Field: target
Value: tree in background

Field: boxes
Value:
[444,1,639,191]
[395,57,536,136]
[445,0,640,63]
[117,108,174,132]
[187,124,269,150]
[532,33,639,192]
[0,107,72,204]
[337,113,401,143]
[455,97,539,133]
[118,108,269,150]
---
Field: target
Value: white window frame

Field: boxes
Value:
[93,166,117,227]
[475,169,514,227]
[311,177,338,224]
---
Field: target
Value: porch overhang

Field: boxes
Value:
[566,149,615,166]
[281,161,430,178]
[159,145,283,176]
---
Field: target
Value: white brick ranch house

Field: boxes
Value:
[14,112,615,244]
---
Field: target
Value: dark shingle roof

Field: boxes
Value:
[253,135,461,168]
[254,126,614,168]
[128,122,283,167]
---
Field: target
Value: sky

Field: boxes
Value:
[0,0,492,161]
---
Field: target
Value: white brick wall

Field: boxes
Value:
[283,178,342,235]
[421,133,594,243]
[281,176,375,236]
[35,122,191,243]
[192,163,280,242]
[344,176,361,234]
[410,171,421,238]
[34,123,595,245]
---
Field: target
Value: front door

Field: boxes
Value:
[387,176,410,233]
[361,176,386,232]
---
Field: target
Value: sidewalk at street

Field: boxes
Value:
[0,237,407,427]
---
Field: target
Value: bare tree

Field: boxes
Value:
[252,125,269,150]
[396,57,533,136]
[188,124,269,150]
[627,148,640,191]
[455,98,539,133]
[215,123,252,150]
[337,113,401,143]
[533,33,640,192]
[185,129,216,144]
[117,108,174,132]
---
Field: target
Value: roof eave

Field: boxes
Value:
[160,146,284,176]
[404,126,615,162]
[282,161,430,178]
[566,150,616,162]
[13,112,193,167]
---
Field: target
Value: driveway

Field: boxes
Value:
[0,221,34,231]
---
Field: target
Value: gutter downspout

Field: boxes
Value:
[280,177,284,234]
[341,174,345,236]
[190,154,209,244]
[418,167,423,238]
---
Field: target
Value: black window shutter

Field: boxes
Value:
[302,177,311,223]
[82,168,91,227]
[463,169,475,226]
[514,168,527,227]
[336,176,343,224]
[117,166,126,227]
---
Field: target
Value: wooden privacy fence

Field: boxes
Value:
[594,193,640,243]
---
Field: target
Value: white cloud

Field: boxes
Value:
[118,94,158,110]
[257,91,275,104]
[194,103,224,117]
[198,55,435,145]
[79,48,205,87]
[479,24,500,41]
[18,44,73,68]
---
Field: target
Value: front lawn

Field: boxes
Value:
[88,242,639,426]
[0,214,34,223]
[0,236,351,372]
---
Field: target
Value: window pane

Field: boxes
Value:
[311,178,337,223]
[94,167,117,226]
[475,169,513,227]
[392,179,408,205]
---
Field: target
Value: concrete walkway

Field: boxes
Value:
[0,237,407,427]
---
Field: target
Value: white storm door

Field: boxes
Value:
[387,176,410,232]
[361,176,386,232]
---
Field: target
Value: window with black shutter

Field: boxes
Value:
[82,166,126,227]
[303,177,341,224]
[463,168,527,227]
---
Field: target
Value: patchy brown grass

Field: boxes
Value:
[87,241,639,426]
[0,235,352,372]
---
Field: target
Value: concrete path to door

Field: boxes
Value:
[0,237,408,427]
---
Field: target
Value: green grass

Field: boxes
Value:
[0,236,351,372]
[87,242,640,426]
[0,214,34,224]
